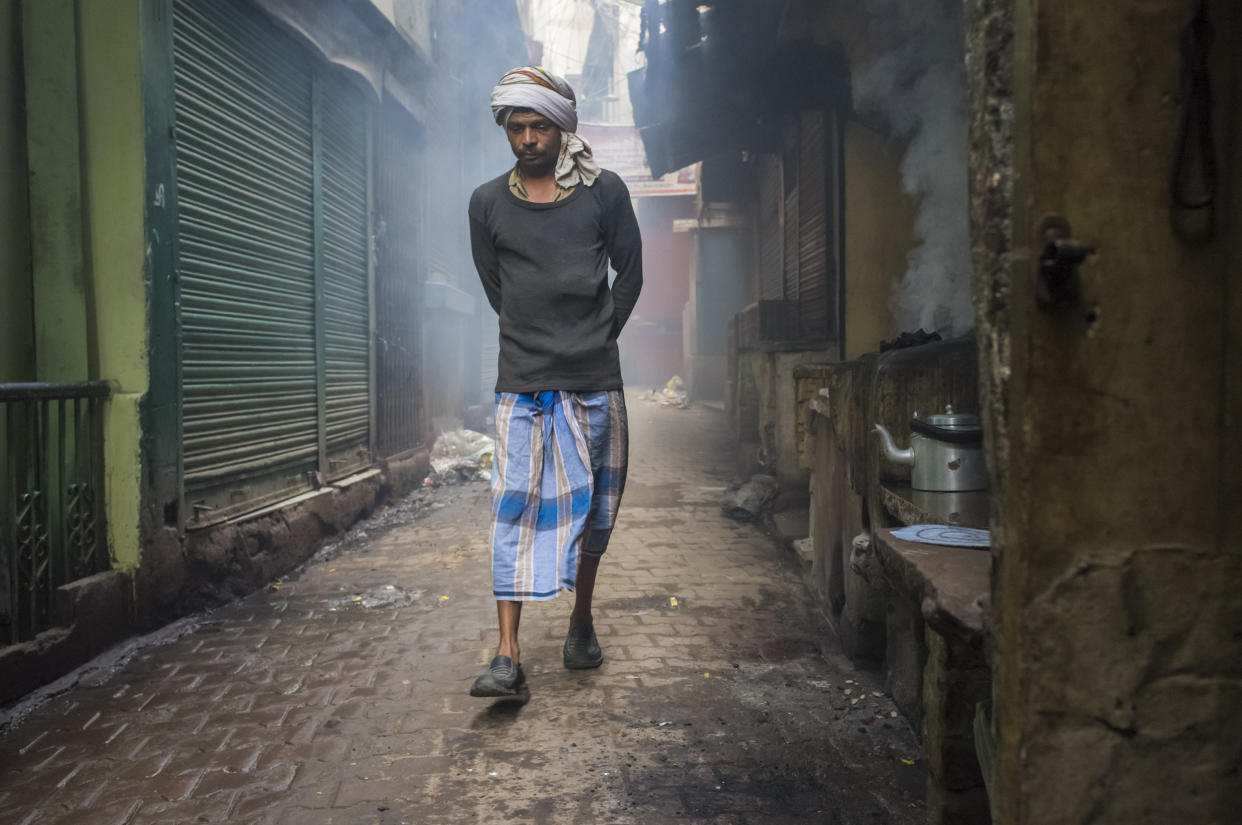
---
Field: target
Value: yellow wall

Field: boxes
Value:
[843,120,916,359]
[0,0,33,381]
[79,0,147,570]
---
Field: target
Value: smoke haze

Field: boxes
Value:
[855,0,972,336]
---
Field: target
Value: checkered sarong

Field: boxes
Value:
[490,390,628,601]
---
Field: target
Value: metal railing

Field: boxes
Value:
[1,382,111,644]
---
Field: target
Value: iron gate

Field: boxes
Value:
[1,382,109,643]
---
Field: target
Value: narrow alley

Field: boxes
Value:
[0,396,923,825]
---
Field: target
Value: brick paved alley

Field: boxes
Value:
[0,396,924,825]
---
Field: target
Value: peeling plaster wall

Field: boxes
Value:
[966,0,1242,822]
[738,348,835,492]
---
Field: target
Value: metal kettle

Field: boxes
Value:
[873,406,988,492]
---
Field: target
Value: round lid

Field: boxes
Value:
[922,405,980,430]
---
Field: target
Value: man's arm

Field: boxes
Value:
[603,176,643,338]
[469,212,503,315]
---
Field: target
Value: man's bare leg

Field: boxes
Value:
[471,600,526,697]
[497,600,522,662]
[564,554,604,669]
[571,554,601,628]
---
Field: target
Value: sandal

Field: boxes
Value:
[563,623,603,670]
[470,655,528,697]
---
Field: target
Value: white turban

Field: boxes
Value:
[490,66,601,188]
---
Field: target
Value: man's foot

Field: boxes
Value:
[470,655,528,697]
[563,622,603,669]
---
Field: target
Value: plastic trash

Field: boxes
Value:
[333,584,420,610]
[429,429,495,484]
[642,375,690,408]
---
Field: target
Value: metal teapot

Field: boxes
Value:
[873,406,988,492]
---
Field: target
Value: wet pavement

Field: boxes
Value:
[0,394,925,824]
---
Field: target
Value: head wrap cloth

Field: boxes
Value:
[491,67,601,188]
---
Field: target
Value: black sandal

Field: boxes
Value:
[470,655,528,697]
[563,624,603,669]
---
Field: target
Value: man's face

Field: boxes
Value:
[506,109,562,177]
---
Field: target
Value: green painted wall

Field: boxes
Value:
[0,0,34,382]
[22,0,90,382]
[79,0,148,571]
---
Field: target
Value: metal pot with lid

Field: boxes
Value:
[873,405,988,492]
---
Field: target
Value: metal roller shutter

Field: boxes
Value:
[374,101,424,457]
[173,0,376,521]
[758,155,784,301]
[783,188,799,307]
[318,69,372,476]
[782,138,799,310]
[173,0,318,514]
[797,109,832,341]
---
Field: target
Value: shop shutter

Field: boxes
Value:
[173,0,319,514]
[797,109,833,341]
[758,155,784,301]
[783,188,799,307]
[318,69,372,476]
[782,139,799,308]
[374,101,424,457]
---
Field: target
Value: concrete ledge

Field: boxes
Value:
[0,570,131,705]
[178,450,430,609]
[870,528,992,825]
[872,528,990,646]
[382,447,431,496]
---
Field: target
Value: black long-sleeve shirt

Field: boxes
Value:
[468,168,643,393]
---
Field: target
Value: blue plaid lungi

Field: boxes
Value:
[490,390,628,601]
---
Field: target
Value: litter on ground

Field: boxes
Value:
[429,429,495,485]
[642,375,690,408]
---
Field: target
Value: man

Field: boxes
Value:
[467,67,642,698]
